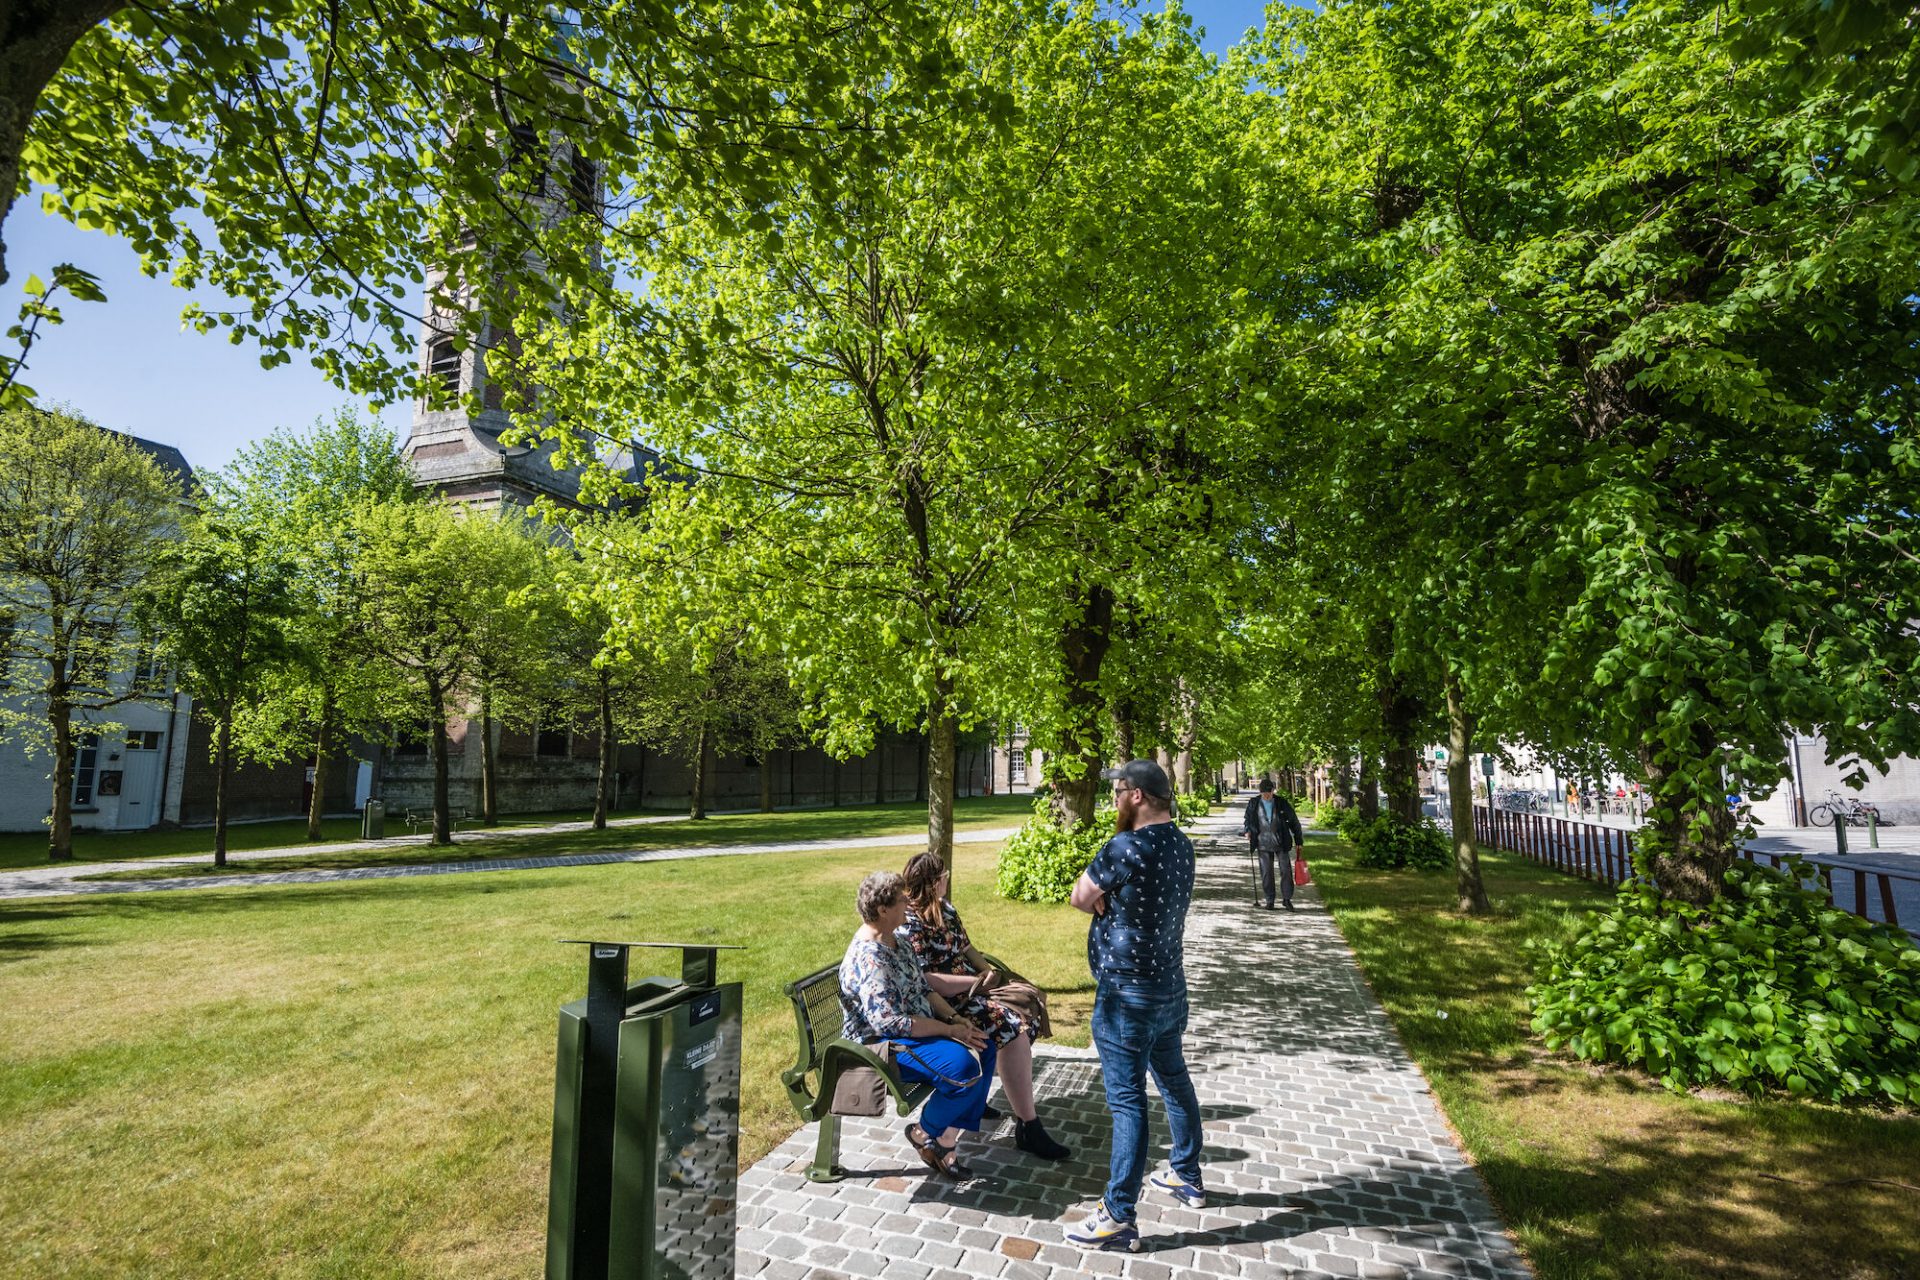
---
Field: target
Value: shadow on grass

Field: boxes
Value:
[1312,839,1920,1280]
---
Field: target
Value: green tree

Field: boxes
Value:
[218,410,416,837]
[5,0,974,401]
[142,515,299,866]
[0,405,179,860]
[352,500,481,845]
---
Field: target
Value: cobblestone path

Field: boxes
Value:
[0,825,1019,900]
[738,808,1531,1279]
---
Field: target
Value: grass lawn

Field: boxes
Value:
[0,807,687,872]
[0,832,1085,1278]
[1309,838,1920,1280]
[7,796,1033,879]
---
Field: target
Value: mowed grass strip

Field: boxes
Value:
[29,795,1034,880]
[1308,838,1920,1280]
[0,834,1090,1279]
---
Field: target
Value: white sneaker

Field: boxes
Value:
[1064,1202,1141,1251]
[1148,1165,1207,1209]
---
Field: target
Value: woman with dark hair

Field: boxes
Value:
[839,870,997,1180]
[897,852,1071,1161]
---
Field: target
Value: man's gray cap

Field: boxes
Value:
[1100,759,1173,801]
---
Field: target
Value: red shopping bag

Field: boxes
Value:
[1293,853,1312,886]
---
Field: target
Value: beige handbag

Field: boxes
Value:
[829,1042,895,1117]
[968,968,1052,1041]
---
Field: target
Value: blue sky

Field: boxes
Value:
[5,1,1275,474]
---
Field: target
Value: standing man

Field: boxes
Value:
[1241,777,1304,910]
[1064,759,1204,1254]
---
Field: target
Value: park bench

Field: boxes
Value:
[402,807,473,835]
[781,951,1009,1184]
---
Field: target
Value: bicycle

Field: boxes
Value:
[1808,789,1886,827]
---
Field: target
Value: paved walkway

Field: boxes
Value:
[0,824,1021,901]
[736,807,1532,1279]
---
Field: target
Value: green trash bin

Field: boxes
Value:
[547,940,745,1280]
[361,799,385,840]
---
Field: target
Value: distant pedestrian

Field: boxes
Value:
[1241,778,1304,910]
[1064,759,1204,1254]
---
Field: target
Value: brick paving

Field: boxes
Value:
[739,806,1532,1279]
[0,825,1020,900]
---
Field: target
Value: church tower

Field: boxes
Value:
[402,113,601,512]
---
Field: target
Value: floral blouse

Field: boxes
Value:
[899,900,1034,1048]
[838,934,932,1043]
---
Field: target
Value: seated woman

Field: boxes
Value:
[897,852,1071,1161]
[839,870,997,1181]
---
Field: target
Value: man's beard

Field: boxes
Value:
[1114,791,1136,834]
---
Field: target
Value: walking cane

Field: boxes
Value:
[1248,840,1264,907]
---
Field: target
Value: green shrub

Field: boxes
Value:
[1174,791,1212,826]
[1349,816,1450,870]
[995,802,1109,904]
[1325,803,1366,837]
[1528,858,1920,1104]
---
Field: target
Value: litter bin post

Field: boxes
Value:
[360,799,384,840]
[549,939,745,1280]
[1835,815,1849,856]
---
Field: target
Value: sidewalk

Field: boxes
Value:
[0,824,1021,901]
[735,807,1532,1279]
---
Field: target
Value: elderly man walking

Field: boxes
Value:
[1242,777,1305,910]
[1063,758,1205,1253]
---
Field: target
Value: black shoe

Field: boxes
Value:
[1283,901,1295,910]
[981,1104,1002,1121]
[1015,1116,1072,1161]
[1261,901,1274,910]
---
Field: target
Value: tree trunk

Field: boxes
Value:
[427,681,452,845]
[1445,671,1490,913]
[1637,732,1738,904]
[1380,681,1424,823]
[1050,583,1115,831]
[1170,676,1198,795]
[307,684,334,840]
[46,690,73,861]
[690,722,709,820]
[926,693,958,864]
[593,671,614,831]
[1357,755,1380,823]
[479,683,499,827]
[760,752,774,813]
[1110,698,1135,765]
[212,711,233,868]
[1334,751,1356,808]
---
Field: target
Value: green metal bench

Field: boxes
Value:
[781,961,932,1183]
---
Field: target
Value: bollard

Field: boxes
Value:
[1868,810,1879,849]
[1834,815,1849,856]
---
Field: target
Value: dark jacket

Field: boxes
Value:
[1241,794,1304,851]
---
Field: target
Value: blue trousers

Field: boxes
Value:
[891,1036,997,1137]
[1092,980,1202,1222]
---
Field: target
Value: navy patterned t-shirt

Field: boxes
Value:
[1085,820,1194,992]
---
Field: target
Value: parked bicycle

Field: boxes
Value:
[1809,789,1890,827]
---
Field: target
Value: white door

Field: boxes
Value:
[116,737,165,829]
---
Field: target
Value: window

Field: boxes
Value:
[536,727,570,757]
[1009,746,1027,787]
[130,640,166,692]
[125,731,162,752]
[568,150,597,216]
[482,323,527,414]
[509,123,546,195]
[73,733,100,806]
[427,339,462,399]
[71,621,116,691]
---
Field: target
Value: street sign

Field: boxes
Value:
[1480,754,1495,778]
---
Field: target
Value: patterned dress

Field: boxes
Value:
[898,900,1035,1048]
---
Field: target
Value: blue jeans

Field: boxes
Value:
[1091,979,1202,1223]
[890,1036,998,1138]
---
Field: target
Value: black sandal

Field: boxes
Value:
[906,1124,970,1180]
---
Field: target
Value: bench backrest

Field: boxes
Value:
[786,963,846,1066]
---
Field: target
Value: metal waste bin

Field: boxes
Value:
[361,799,384,839]
[547,940,745,1280]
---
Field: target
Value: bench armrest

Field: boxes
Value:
[783,1037,931,1121]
